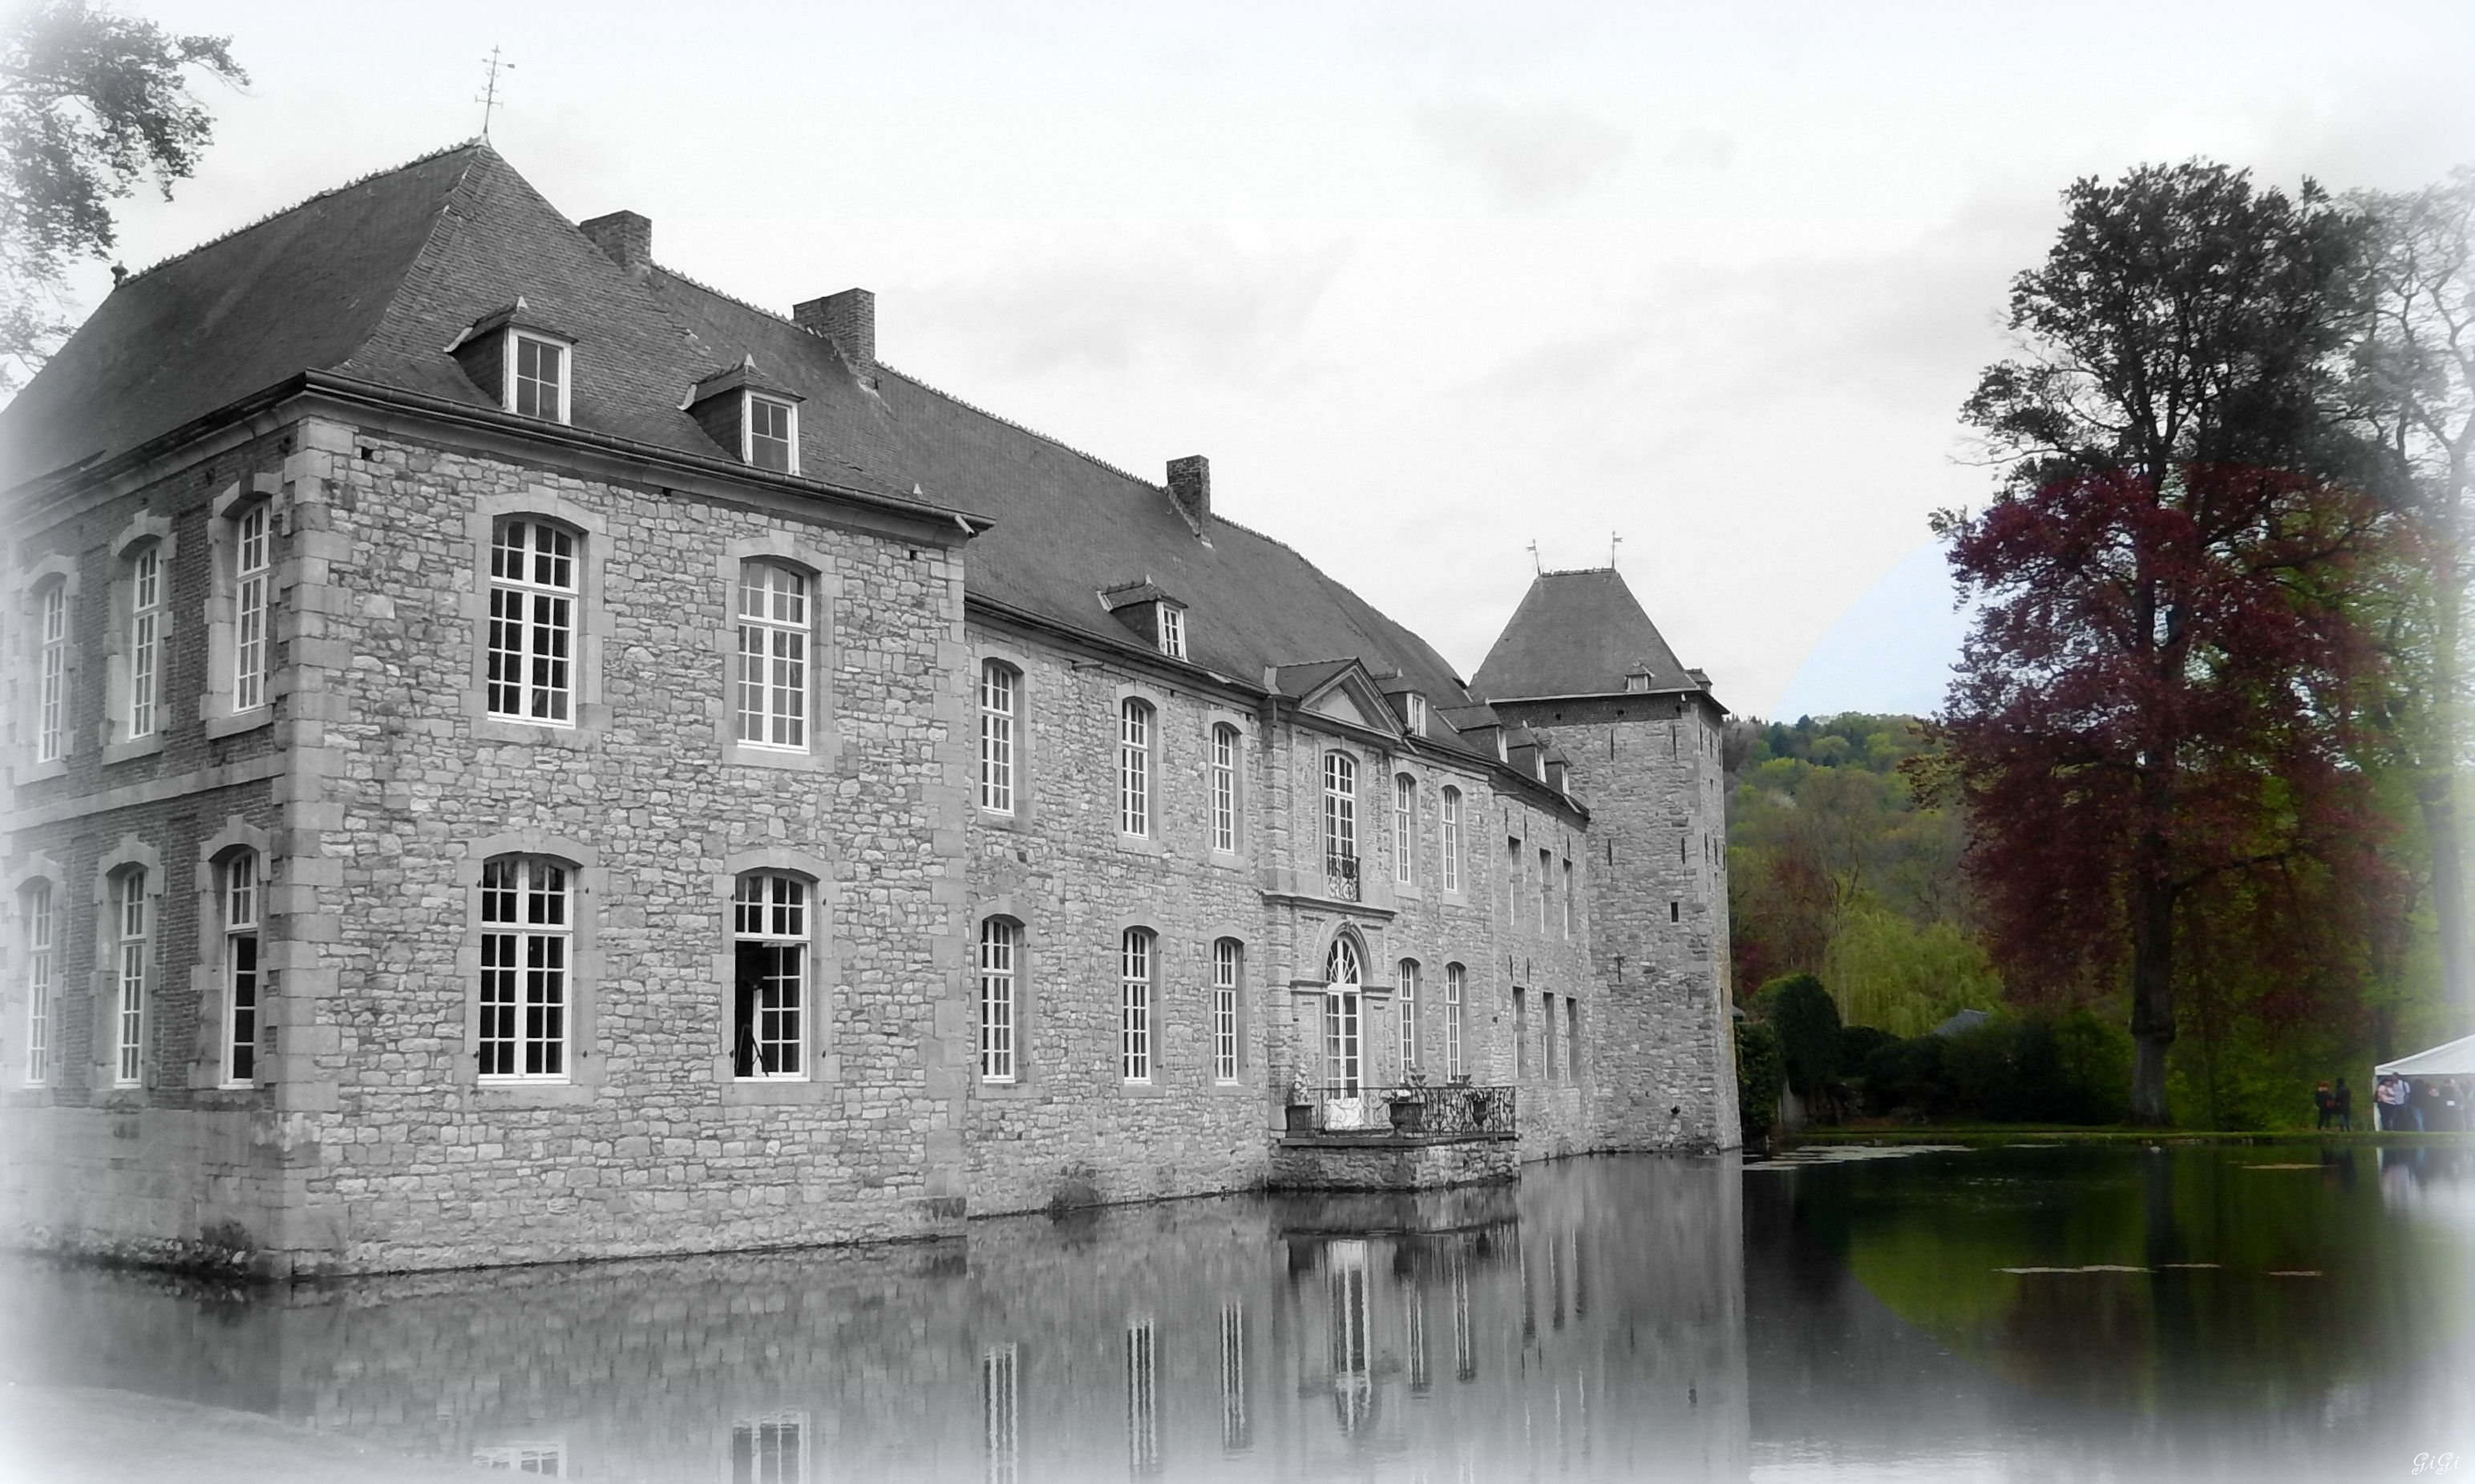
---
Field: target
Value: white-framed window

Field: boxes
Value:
[478,856,570,1080]
[509,332,571,423]
[1397,958,1421,1071]
[980,917,1017,1084]
[1121,928,1154,1083]
[746,393,798,474]
[732,872,809,1080]
[1393,774,1416,885]
[1445,963,1466,1077]
[473,1442,566,1474]
[127,545,164,738]
[980,662,1017,815]
[984,1344,1021,1484]
[730,1413,807,1484]
[113,869,148,1087]
[35,580,67,762]
[735,563,810,750]
[487,520,577,724]
[1212,937,1242,1083]
[1324,753,1357,861]
[233,503,272,712]
[1210,722,1240,852]
[1405,692,1427,736]
[221,852,260,1087]
[21,882,52,1086]
[1119,700,1152,838]
[1157,605,1186,659]
[1440,786,1462,892]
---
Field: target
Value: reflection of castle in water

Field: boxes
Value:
[1,1158,1747,1482]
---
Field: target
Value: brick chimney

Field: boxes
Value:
[578,210,651,274]
[1167,455,1210,532]
[795,289,875,372]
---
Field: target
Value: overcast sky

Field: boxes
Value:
[39,0,2475,719]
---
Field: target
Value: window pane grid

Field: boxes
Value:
[225,854,260,1085]
[38,584,67,762]
[479,858,569,1079]
[487,522,576,723]
[115,872,146,1086]
[129,548,161,738]
[1119,702,1151,837]
[1445,964,1465,1077]
[736,565,809,750]
[1441,788,1462,892]
[1397,960,1420,1070]
[1324,754,1355,859]
[980,919,1016,1083]
[23,884,52,1085]
[1211,725,1237,852]
[747,395,795,472]
[513,336,565,421]
[733,873,807,1079]
[235,505,271,711]
[1212,939,1240,1083]
[980,665,1015,813]
[1121,930,1151,1082]
[1393,775,1414,884]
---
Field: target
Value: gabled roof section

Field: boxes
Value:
[1471,567,1704,702]
[1273,660,1399,738]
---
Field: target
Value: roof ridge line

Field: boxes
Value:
[651,262,806,335]
[115,139,486,287]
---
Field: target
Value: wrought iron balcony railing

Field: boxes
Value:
[1285,1082,1517,1139]
[1324,852,1361,902]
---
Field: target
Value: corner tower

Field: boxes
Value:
[1474,568,1738,1150]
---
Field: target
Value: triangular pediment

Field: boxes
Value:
[1308,686,1372,727]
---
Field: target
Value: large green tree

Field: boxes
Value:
[1937,162,2387,1125]
[1,0,244,388]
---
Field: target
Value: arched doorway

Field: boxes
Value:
[1323,934,1368,1128]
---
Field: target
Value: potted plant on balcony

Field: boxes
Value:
[1385,1070,1431,1134]
[1285,1072,1316,1135]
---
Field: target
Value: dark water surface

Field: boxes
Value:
[2,1145,2468,1481]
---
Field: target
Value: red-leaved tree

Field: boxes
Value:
[1936,163,2391,1124]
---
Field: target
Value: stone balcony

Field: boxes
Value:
[1270,1083,1519,1191]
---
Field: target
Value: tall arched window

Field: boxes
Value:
[127,544,164,739]
[34,581,67,762]
[479,856,571,1078]
[1445,963,1466,1077]
[487,519,577,724]
[736,563,810,750]
[1120,928,1155,1082]
[732,871,809,1078]
[233,502,272,711]
[980,662,1017,814]
[221,852,261,1086]
[1119,701,1153,838]
[1210,723,1240,853]
[980,917,1018,1083]
[1323,753,1357,900]
[1393,774,1416,885]
[1211,938,1243,1083]
[20,882,52,1086]
[112,868,148,1087]
[1396,958,1421,1071]
[1440,787,1462,893]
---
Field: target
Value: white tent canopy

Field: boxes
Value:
[2375,1033,2475,1078]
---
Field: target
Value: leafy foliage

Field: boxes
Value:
[1734,1019,1782,1143]
[0,0,245,386]
[1760,972,1843,1098]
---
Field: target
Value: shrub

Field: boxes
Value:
[1736,1020,1782,1143]
[1764,973,1843,1097]
[1860,1033,1954,1116]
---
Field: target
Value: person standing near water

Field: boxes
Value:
[2333,1078,2353,1131]
[2314,1082,2334,1129]
[2376,1075,2404,1130]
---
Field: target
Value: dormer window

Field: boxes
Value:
[511,334,570,422]
[1405,693,1427,736]
[1100,580,1188,661]
[1157,605,1186,659]
[746,394,798,473]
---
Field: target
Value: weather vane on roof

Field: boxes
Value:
[1610,531,1622,569]
[1527,540,1541,575]
[477,47,514,139]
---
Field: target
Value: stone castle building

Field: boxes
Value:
[0,144,1733,1276]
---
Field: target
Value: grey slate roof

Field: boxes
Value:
[1470,567,1704,702]
[0,141,1556,780]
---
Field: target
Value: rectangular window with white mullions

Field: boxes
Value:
[1393,774,1416,884]
[479,857,568,1080]
[1121,929,1153,1083]
[223,854,260,1087]
[730,1413,807,1484]
[114,871,147,1087]
[1441,787,1462,892]
[22,883,52,1086]
[234,503,271,711]
[1211,723,1240,852]
[1398,959,1423,1070]
[981,663,1016,814]
[1445,963,1465,1078]
[733,873,807,1079]
[736,564,809,750]
[127,546,163,738]
[487,520,576,724]
[1212,938,1241,1083]
[1157,605,1185,659]
[746,394,797,473]
[36,584,67,762]
[980,918,1017,1084]
[1119,702,1151,837]
[511,334,568,423]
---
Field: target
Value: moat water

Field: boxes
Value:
[2,1144,2469,1482]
